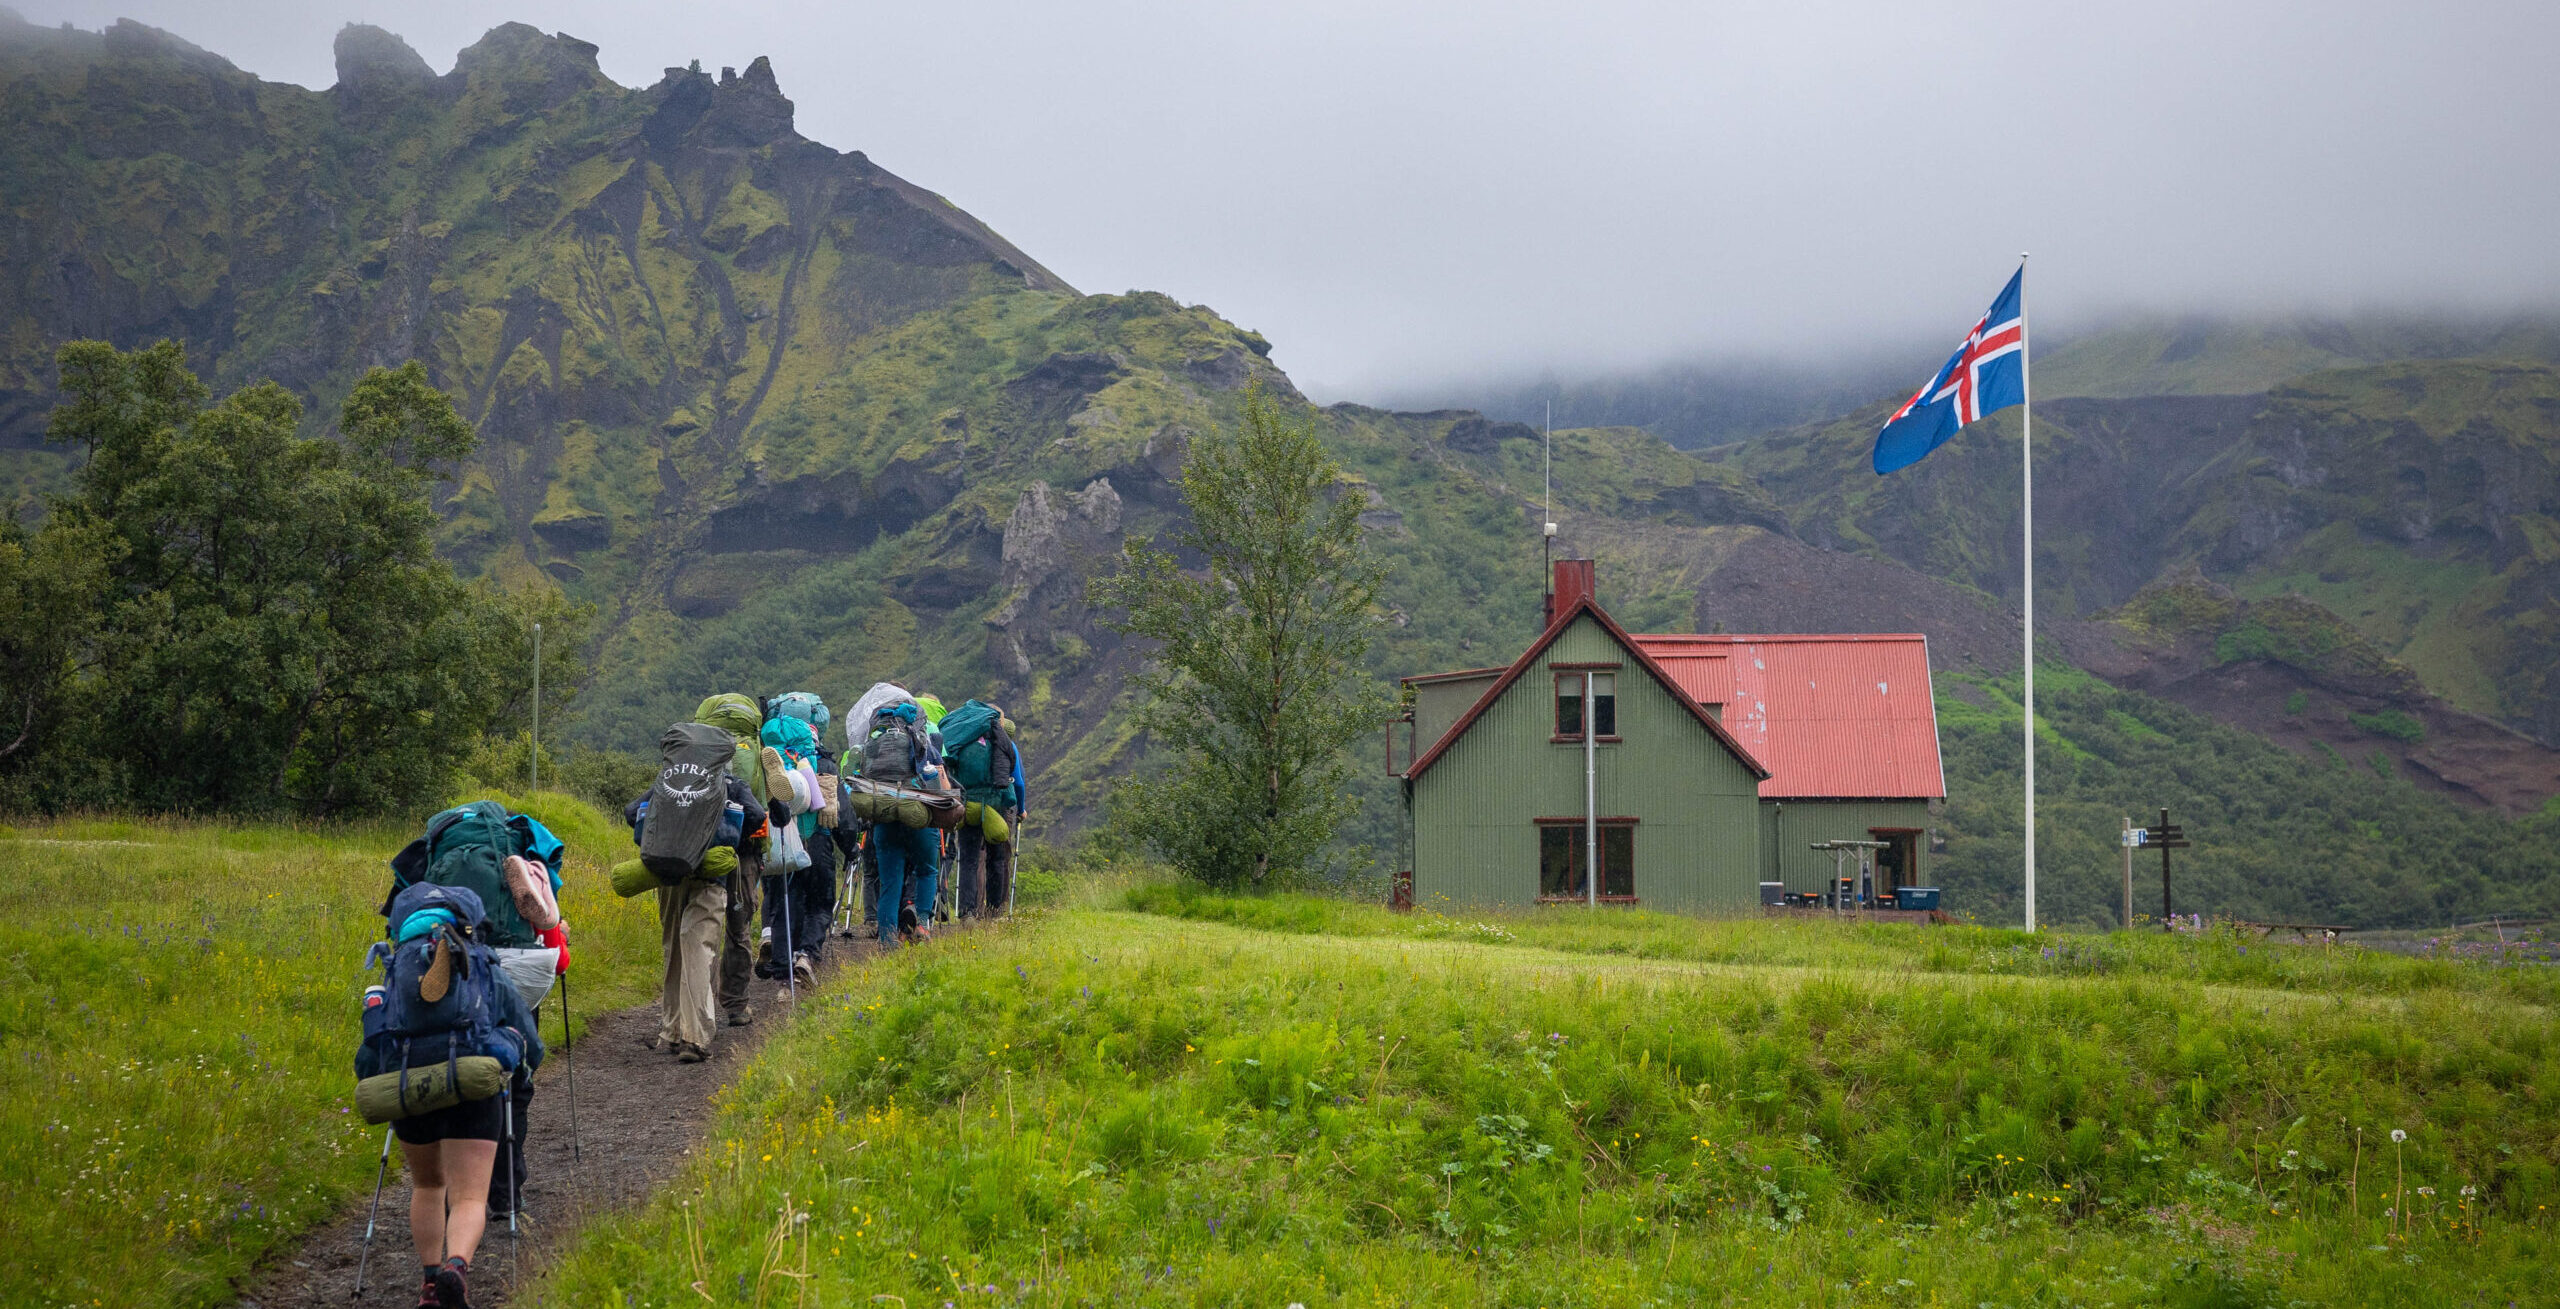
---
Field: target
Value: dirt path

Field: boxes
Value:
[239,942,874,1308]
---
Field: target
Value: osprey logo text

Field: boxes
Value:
[657,762,717,805]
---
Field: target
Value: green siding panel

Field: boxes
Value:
[1763,799,1934,892]
[1411,616,1762,914]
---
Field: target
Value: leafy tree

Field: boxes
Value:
[0,517,114,760]
[18,340,585,816]
[1094,384,1392,888]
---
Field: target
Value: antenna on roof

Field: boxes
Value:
[1542,400,1557,617]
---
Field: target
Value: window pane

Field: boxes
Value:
[1602,825,1634,897]
[1539,826,1584,896]
[1592,673,1617,737]
[1555,680,1583,736]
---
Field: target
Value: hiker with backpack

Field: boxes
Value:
[939,699,1023,921]
[384,802,572,1229]
[695,693,769,1028]
[853,697,950,946]
[620,720,769,1063]
[354,882,545,1309]
[756,692,840,996]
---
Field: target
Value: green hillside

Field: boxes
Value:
[1706,360,2560,746]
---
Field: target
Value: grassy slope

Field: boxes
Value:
[5,792,654,1308]
[528,894,2557,1308]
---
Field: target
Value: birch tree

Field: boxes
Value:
[1094,384,1392,888]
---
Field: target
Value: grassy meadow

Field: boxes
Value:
[3,792,657,1309]
[527,890,2557,1308]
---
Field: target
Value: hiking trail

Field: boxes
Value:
[239,945,873,1308]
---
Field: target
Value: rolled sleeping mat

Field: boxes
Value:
[610,858,659,899]
[844,777,963,829]
[355,1054,508,1124]
[699,844,739,879]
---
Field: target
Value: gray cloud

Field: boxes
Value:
[17,1,2558,398]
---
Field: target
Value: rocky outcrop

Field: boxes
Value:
[986,478,1123,679]
[332,24,436,109]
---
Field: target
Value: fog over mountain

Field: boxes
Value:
[14,0,2558,399]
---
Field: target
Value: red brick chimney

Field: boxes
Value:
[1545,558,1595,629]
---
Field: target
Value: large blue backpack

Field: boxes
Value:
[357,883,526,1087]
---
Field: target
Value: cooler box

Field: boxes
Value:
[1898,887,1941,912]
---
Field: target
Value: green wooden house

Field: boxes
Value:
[1394,561,1946,912]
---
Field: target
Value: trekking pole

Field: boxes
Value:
[504,1093,521,1270]
[781,860,798,1004]
[1007,811,1022,918]
[559,973,580,1163]
[352,1123,394,1299]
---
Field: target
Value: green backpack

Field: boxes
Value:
[390,802,537,948]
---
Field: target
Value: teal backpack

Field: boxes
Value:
[939,700,1015,806]
[760,714,823,837]
[772,691,829,734]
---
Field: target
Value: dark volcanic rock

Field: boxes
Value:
[332,24,434,99]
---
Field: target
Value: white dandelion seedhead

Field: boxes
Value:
[2391,1129,2407,1143]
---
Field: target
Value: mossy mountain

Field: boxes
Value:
[0,15,2554,924]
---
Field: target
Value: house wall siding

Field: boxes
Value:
[1762,799,1934,891]
[1412,674,1499,757]
[1411,617,1762,913]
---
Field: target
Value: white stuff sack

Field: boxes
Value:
[772,817,812,873]
[844,681,915,756]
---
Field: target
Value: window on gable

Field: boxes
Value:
[1538,821,1636,900]
[1553,670,1618,739]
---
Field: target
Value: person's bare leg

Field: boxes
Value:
[437,1139,501,1264]
[403,1141,448,1268]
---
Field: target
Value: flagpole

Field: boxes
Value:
[2019,252,2035,934]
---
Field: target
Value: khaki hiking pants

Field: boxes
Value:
[718,855,760,1020]
[657,877,728,1050]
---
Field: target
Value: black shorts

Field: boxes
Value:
[393,1091,504,1145]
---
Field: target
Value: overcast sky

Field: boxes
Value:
[15,1,2560,398]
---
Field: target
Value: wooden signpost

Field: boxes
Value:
[2132,807,2190,930]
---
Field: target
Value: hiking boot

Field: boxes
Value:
[725,1006,754,1027]
[759,746,796,812]
[674,1042,709,1064]
[431,1255,470,1308]
[639,1033,664,1051]
[417,1269,440,1308]
[792,955,817,989]
[912,925,934,943]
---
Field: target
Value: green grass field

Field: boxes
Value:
[2,793,660,1309]
[525,887,2558,1307]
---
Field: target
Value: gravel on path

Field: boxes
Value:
[238,942,871,1308]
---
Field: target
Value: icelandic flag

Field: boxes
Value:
[1872,268,2025,474]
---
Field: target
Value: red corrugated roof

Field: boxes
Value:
[1632,633,1944,799]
